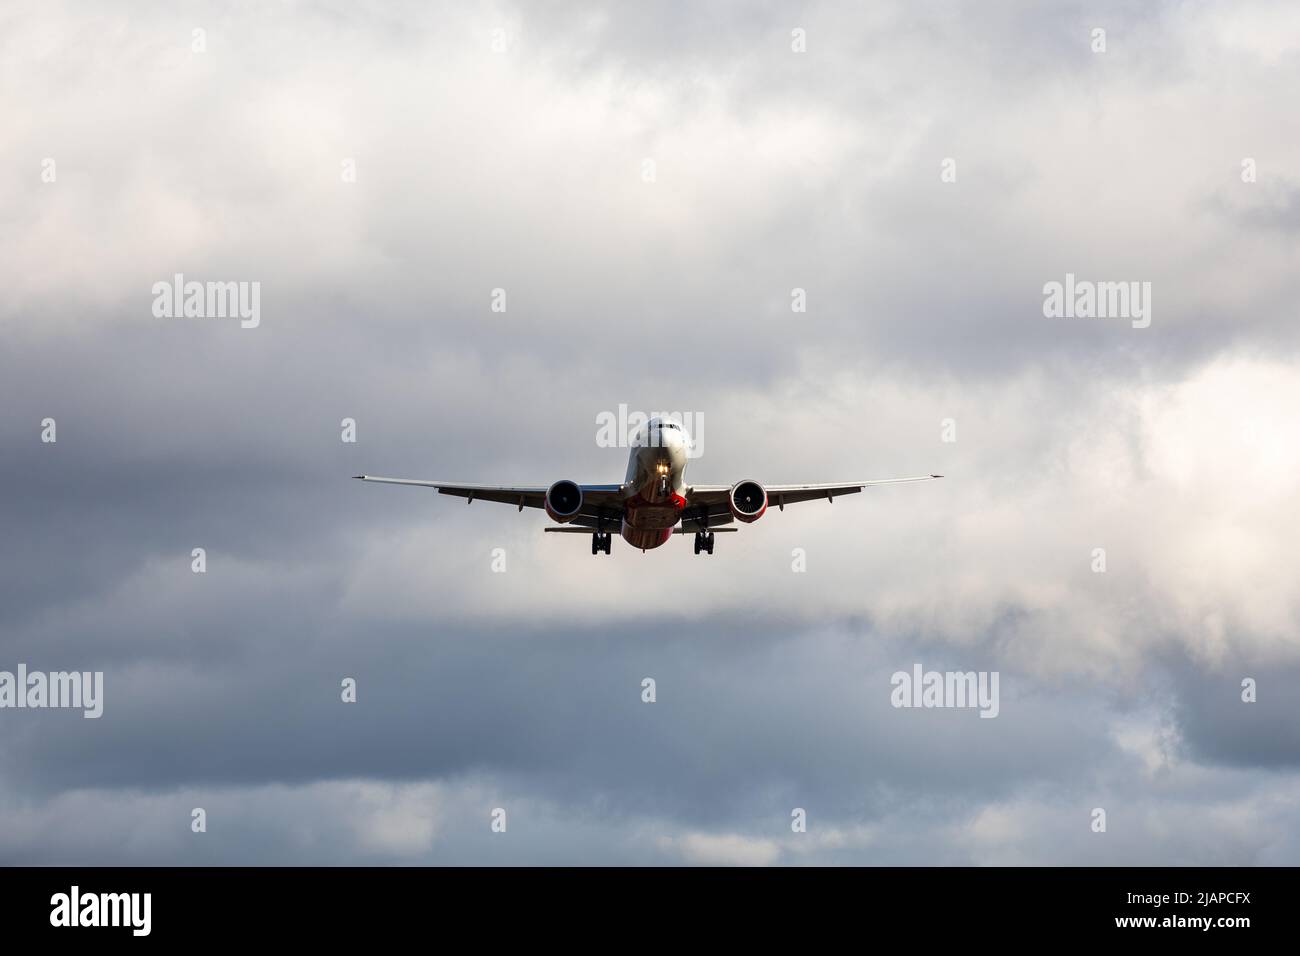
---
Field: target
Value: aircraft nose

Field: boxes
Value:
[662,429,688,459]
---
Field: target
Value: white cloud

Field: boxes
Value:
[659,832,782,867]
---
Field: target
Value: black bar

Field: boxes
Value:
[0,866,1282,942]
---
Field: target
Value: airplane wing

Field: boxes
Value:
[352,476,625,515]
[684,475,942,519]
[356,474,940,532]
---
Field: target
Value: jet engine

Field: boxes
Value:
[545,480,584,523]
[728,480,768,522]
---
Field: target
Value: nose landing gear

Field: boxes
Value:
[693,531,715,555]
[591,532,612,555]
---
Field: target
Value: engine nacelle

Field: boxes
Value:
[545,480,584,523]
[728,480,768,523]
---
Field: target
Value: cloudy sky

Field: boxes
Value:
[2,0,1299,864]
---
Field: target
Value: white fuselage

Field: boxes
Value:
[620,419,690,549]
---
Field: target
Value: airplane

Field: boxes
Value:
[355,417,941,555]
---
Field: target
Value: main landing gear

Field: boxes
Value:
[591,532,612,555]
[693,531,715,555]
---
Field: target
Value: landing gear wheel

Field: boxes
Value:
[694,530,714,555]
[602,533,612,554]
[694,533,702,554]
[593,532,612,555]
[706,532,715,554]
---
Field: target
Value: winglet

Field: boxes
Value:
[931,474,944,478]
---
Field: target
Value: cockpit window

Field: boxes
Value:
[657,421,679,429]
